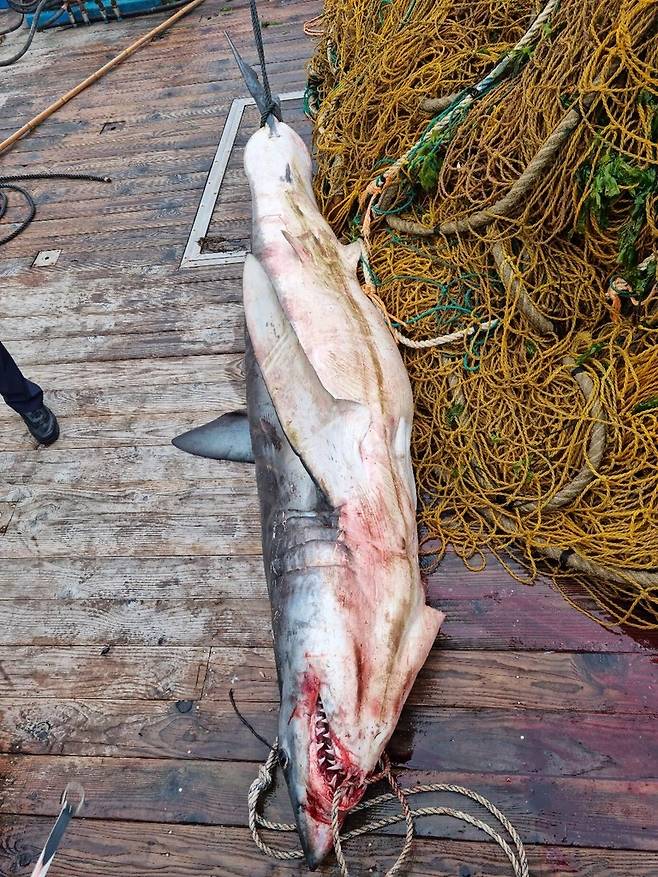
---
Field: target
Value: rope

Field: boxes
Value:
[355,0,561,348]
[392,317,499,349]
[0,172,111,246]
[386,96,598,239]
[461,239,658,608]
[248,0,280,125]
[248,742,530,877]
[308,0,658,628]
[358,0,561,239]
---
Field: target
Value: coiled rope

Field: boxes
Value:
[248,742,530,877]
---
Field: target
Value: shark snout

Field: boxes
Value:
[278,679,373,870]
[278,732,335,870]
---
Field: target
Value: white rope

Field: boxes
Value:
[392,317,499,349]
[248,742,530,877]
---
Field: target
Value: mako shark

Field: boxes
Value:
[173,30,444,870]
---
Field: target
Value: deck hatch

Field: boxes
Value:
[180,91,307,269]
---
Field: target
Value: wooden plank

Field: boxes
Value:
[0,548,649,651]
[0,203,198,242]
[0,107,302,191]
[0,65,305,166]
[0,251,193,281]
[1,33,312,113]
[2,819,654,877]
[0,448,255,487]
[1,699,655,782]
[0,216,195,259]
[0,646,208,699]
[0,599,270,646]
[0,229,191,265]
[0,505,262,560]
[0,413,226,450]
[5,326,244,366]
[1,754,656,849]
[0,354,245,418]
[14,241,183,272]
[0,555,265,599]
[0,183,207,227]
[0,378,244,418]
[37,55,308,95]
[1,66,306,161]
[1,170,207,219]
[1,11,314,87]
[0,590,649,654]
[207,647,658,715]
[0,276,241,320]
[0,352,243,395]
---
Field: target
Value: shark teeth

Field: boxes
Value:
[314,694,350,793]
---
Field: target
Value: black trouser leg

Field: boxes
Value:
[0,342,43,415]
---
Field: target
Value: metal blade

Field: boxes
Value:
[224,31,281,126]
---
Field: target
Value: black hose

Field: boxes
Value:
[0,0,62,67]
[0,11,24,34]
[0,0,196,70]
[0,172,112,183]
[0,172,111,247]
[0,184,35,246]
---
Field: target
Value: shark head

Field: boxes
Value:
[277,669,369,869]
[267,516,444,869]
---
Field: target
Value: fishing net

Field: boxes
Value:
[303,0,658,628]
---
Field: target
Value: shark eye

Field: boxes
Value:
[278,749,290,770]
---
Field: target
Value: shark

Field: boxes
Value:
[173,25,444,870]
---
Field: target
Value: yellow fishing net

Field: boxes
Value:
[304,0,658,628]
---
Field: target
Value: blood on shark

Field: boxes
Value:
[173,26,444,870]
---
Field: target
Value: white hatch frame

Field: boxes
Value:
[180,91,305,269]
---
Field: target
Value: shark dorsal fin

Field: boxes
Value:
[243,253,370,504]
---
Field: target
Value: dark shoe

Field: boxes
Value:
[20,405,60,446]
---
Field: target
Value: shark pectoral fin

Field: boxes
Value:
[243,253,368,502]
[395,603,444,705]
[172,412,254,463]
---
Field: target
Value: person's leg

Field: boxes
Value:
[0,342,43,414]
[0,342,59,445]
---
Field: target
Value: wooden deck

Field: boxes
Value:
[0,2,656,873]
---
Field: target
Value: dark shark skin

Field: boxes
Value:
[244,332,345,866]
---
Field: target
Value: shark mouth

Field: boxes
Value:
[309,694,368,820]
